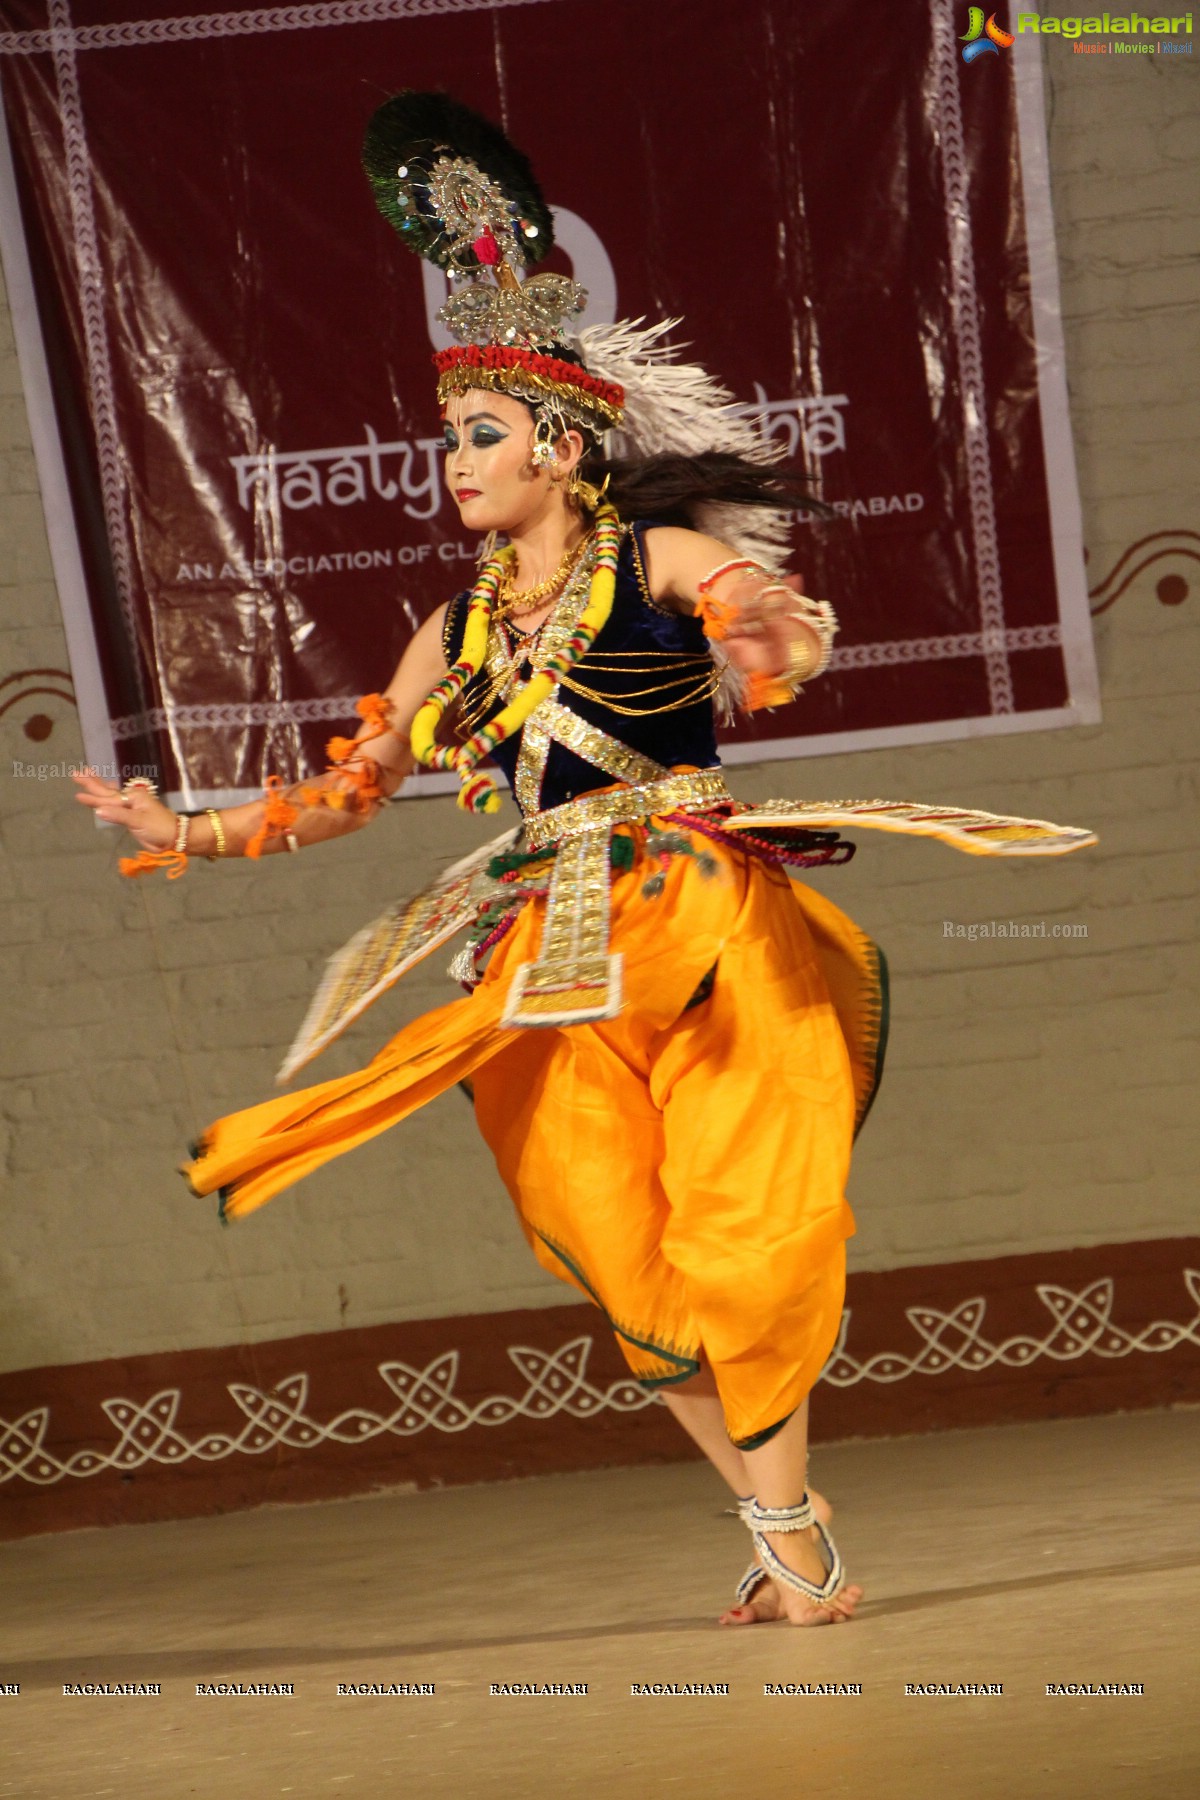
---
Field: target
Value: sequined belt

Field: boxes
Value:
[500,769,732,1029]
[521,769,733,853]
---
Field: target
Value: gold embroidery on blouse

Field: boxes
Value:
[450,527,718,813]
[629,527,678,618]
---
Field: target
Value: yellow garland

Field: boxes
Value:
[411,505,622,813]
[407,551,505,771]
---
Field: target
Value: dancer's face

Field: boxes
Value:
[441,389,544,533]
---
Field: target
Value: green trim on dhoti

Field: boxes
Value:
[853,940,890,1139]
[533,1228,703,1384]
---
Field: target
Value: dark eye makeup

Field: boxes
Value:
[442,420,508,450]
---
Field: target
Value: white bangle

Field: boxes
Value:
[697,557,769,594]
[172,814,191,854]
[762,587,838,682]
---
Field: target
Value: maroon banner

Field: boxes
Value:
[0,0,1098,804]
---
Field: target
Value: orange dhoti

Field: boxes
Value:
[184,825,886,1448]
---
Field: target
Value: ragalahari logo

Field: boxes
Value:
[961,8,1016,58]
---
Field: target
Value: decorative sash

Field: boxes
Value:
[717,798,1096,857]
[275,828,518,1083]
[495,694,731,1026]
[278,757,1095,1073]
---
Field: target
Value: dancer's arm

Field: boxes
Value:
[637,526,832,689]
[72,602,451,859]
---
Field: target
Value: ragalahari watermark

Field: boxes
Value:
[10,760,155,781]
[943,919,1088,940]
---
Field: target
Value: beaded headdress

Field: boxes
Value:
[362,92,793,565]
[360,92,797,814]
[362,92,625,439]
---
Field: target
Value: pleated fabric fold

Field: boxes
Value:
[183,825,885,1445]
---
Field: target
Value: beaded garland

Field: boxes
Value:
[409,502,625,814]
[663,808,854,873]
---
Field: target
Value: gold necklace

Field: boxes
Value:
[557,666,722,715]
[494,531,592,619]
[457,543,599,727]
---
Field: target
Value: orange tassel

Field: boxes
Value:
[251,696,393,853]
[244,775,300,859]
[119,849,189,880]
[695,594,739,642]
[742,672,795,713]
[323,695,393,768]
[355,692,394,738]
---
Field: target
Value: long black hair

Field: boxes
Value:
[520,343,828,525]
[577,445,828,528]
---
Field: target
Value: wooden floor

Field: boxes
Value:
[1,1408,1194,1799]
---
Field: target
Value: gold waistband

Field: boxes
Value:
[521,769,732,852]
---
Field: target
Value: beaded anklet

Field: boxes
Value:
[734,1493,848,1613]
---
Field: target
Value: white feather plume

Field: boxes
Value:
[573,316,794,569]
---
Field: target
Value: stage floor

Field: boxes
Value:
[1,1407,1194,1799]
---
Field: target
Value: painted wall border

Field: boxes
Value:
[1,1238,1197,1540]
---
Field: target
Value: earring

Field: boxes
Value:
[531,414,557,469]
[566,470,611,512]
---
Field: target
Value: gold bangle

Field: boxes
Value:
[205,808,227,858]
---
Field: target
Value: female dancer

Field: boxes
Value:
[74,93,1092,1627]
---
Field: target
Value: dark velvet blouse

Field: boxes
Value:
[441,521,721,816]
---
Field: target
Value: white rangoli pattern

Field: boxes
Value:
[3,1276,1197,1489]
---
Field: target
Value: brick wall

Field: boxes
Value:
[1,35,1196,1373]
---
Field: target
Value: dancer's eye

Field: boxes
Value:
[470,427,504,448]
[442,429,459,452]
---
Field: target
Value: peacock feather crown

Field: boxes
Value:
[363,90,623,432]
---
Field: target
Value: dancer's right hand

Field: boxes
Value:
[72,771,178,851]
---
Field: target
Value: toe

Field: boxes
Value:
[826,1583,864,1621]
[719,1588,782,1627]
[784,1581,863,1627]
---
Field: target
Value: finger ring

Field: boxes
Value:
[122,776,158,799]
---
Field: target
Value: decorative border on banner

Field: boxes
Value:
[832,622,1059,669]
[929,0,1013,716]
[109,694,371,737]
[1011,31,1100,724]
[105,624,1066,742]
[0,0,561,57]
[2,1265,1196,1494]
[44,0,144,683]
[0,102,118,777]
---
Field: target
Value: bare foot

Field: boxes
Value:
[719,1493,862,1628]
